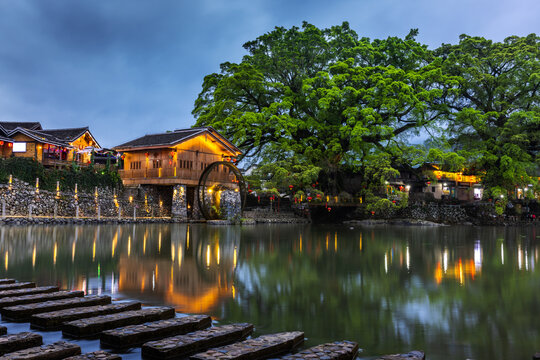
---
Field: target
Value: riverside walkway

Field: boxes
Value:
[0,278,423,360]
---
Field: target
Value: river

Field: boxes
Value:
[0,223,538,359]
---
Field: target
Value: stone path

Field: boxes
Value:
[31,302,141,330]
[0,280,15,286]
[190,331,305,360]
[0,283,35,292]
[2,296,111,321]
[141,323,254,360]
[100,314,211,348]
[278,341,359,360]
[0,341,81,360]
[0,291,84,309]
[62,307,175,338]
[0,287,59,300]
[376,350,425,360]
[65,351,122,360]
[0,332,43,356]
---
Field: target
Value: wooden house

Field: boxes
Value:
[0,122,101,166]
[114,127,241,187]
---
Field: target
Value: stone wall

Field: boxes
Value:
[0,179,169,219]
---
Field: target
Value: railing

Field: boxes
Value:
[119,166,236,183]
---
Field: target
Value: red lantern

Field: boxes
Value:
[328,207,332,212]
[7,143,12,148]
[316,194,321,198]
[257,196,260,203]
[371,211,375,216]
[0,141,3,146]
[289,185,293,190]
[307,196,312,201]
[145,152,149,157]
[392,200,396,204]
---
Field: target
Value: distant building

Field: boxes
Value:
[0,122,101,166]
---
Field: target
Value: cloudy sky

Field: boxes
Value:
[0,0,537,147]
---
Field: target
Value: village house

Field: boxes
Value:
[0,121,101,166]
[113,127,242,217]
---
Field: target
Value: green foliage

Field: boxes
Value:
[0,158,122,192]
[436,34,540,193]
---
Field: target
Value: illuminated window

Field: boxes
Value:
[12,142,27,153]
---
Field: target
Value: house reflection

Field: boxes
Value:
[117,225,239,314]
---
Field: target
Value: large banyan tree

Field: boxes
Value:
[193,22,539,198]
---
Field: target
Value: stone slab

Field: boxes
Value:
[101,314,211,348]
[64,351,122,360]
[0,332,43,356]
[62,307,176,338]
[0,291,84,309]
[0,287,59,300]
[190,331,304,360]
[0,280,15,286]
[31,301,141,330]
[0,283,35,292]
[0,341,81,360]
[278,341,359,360]
[376,351,425,360]
[2,295,111,321]
[142,323,254,360]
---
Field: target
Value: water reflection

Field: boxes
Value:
[0,224,537,360]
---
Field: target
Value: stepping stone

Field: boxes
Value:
[2,295,111,321]
[0,287,59,300]
[65,351,121,360]
[0,280,15,286]
[190,331,304,360]
[0,332,43,355]
[101,314,211,349]
[0,341,80,360]
[279,341,359,360]
[0,283,35,291]
[62,307,176,338]
[142,323,254,360]
[376,351,425,360]
[31,301,142,330]
[0,291,84,309]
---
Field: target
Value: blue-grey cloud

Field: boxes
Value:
[0,0,537,147]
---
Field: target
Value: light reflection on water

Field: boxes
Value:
[0,224,538,360]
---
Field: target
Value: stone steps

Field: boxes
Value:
[190,331,304,360]
[0,280,15,286]
[0,283,35,291]
[2,296,111,321]
[0,341,81,360]
[0,291,84,309]
[0,332,43,356]
[31,301,142,330]
[62,307,176,338]
[375,351,425,360]
[278,341,359,360]
[65,351,121,360]
[0,287,60,300]
[141,323,254,360]
[101,315,212,349]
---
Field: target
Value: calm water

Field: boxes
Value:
[0,223,539,359]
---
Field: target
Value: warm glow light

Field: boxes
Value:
[233,246,237,269]
[53,242,57,265]
[158,232,162,253]
[128,236,131,257]
[178,246,182,268]
[4,251,7,271]
[359,233,363,251]
[171,244,175,262]
[384,252,388,274]
[208,188,213,194]
[92,240,96,262]
[299,234,302,253]
[32,245,36,268]
[72,241,76,263]
[406,246,410,270]
[143,233,147,254]
[334,232,337,252]
[206,245,211,267]
[217,246,220,265]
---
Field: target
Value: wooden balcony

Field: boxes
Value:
[119,166,236,187]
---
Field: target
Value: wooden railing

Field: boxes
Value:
[119,166,235,183]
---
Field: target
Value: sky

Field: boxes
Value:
[0,0,538,148]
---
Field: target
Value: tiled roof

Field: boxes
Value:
[0,122,42,136]
[114,127,241,155]
[37,127,89,142]
[12,128,71,147]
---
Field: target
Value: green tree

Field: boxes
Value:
[436,34,540,193]
[193,22,454,195]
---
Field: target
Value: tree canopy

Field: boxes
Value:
[193,22,539,198]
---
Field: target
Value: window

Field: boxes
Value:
[13,142,27,153]
[130,161,141,170]
[152,160,162,168]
